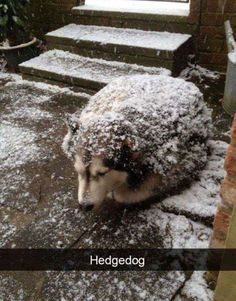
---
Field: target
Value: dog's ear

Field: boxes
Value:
[65,114,79,135]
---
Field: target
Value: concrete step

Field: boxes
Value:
[72,4,196,34]
[19,49,170,92]
[46,24,193,75]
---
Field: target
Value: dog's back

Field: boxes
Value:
[63,75,212,208]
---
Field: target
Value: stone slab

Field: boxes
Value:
[20,50,170,91]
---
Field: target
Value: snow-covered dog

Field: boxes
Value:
[63,75,212,211]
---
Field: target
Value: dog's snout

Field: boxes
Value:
[79,202,94,211]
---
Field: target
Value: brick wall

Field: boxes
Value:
[27,0,79,39]
[26,0,201,40]
[198,0,236,71]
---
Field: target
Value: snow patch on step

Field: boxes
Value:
[20,50,170,84]
[47,24,191,52]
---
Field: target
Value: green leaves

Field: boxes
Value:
[0,0,31,45]
[0,15,8,26]
[0,5,9,14]
[12,16,24,27]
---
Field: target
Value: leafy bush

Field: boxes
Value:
[0,0,31,46]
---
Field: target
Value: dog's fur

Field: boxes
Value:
[74,149,163,208]
[63,75,212,209]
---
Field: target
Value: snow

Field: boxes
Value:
[0,77,89,184]
[158,140,227,222]
[76,0,190,16]
[180,64,220,82]
[0,72,21,83]
[20,50,170,84]
[137,209,211,248]
[0,77,90,212]
[64,75,212,189]
[0,276,25,301]
[174,272,214,301]
[7,107,53,120]
[0,123,42,169]
[47,24,191,52]
[0,219,17,248]
[0,162,41,213]
[29,202,89,248]
[5,78,90,100]
[44,271,186,301]
[228,51,236,64]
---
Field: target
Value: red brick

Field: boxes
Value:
[221,182,236,209]
[213,206,232,234]
[210,236,226,248]
[224,146,236,177]
[210,53,228,65]
[199,37,224,52]
[200,26,225,39]
[223,0,236,13]
[201,13,224,26]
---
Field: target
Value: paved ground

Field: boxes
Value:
[0,70,232,300]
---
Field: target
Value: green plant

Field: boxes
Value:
[0,0,31,46]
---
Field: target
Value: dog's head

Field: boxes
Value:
[65,113,145,210]
[74,154,129,210]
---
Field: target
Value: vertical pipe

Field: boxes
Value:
[223,21,236,116]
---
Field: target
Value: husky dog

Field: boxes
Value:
[63,75,212,211]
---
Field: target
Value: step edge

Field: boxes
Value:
[45,26,191,53]
[72,6,190,22]
[20,50,171,73]
[19,64,106,90]
[46,35,184,55]
[46,37,176,60]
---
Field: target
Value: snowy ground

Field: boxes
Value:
[0,71,231,300]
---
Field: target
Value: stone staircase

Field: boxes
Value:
[20,1,195,94]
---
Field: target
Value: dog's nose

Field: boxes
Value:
[79,203,94,211]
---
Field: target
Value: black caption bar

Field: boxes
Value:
[0,249,235,271]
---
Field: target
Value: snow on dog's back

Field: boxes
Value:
[63,75,212,199]
[77,75,212,174]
